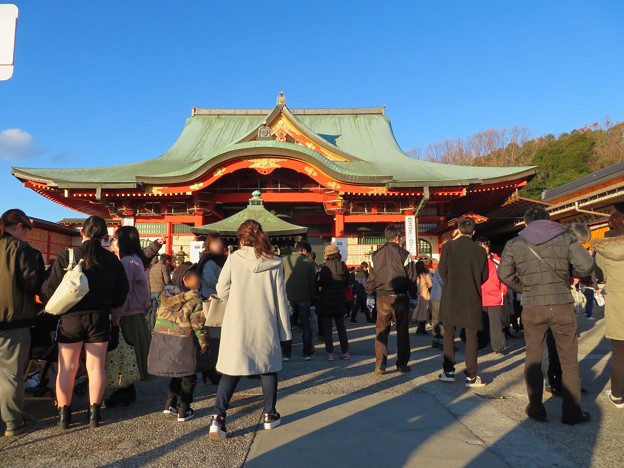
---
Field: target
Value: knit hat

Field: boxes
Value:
[171,262,197,286]
[323,244,340,258]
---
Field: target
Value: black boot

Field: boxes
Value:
[88,403,102,428]
[123,384,137,406]
[104,385,136,408]
[58,405,72,430]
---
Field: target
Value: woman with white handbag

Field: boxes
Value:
[42,216,129,429]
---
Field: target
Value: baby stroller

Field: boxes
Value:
[25,312,59,401]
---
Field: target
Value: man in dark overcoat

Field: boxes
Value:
[438,217,489,387]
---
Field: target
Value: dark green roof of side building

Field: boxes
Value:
[12,103,535,189]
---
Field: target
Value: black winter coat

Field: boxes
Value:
[317,259,349,317]
[0,233,45,329]
[438,236,489,330]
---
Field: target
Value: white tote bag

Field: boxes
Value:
[45,248,90,316]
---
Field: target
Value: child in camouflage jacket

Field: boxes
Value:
[147,263,208,422]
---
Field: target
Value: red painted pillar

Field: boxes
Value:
[334,212,345,238]
[165,221,173,256]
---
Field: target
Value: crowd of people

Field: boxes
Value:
[1,206,623,440]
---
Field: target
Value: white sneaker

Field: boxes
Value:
[586,316,596,321]
[606,390,624,408]
[282,357,291,362]
[209,415,227,440]
[465,376,486,388]
[438,371,455,382]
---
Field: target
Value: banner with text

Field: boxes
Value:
[404,215,417,259]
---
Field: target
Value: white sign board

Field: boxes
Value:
[189,240,204,263]
[559,205,616,226]
[331,237,348,261]
[122,217,135,226]
[0,5,18,80]
[404,215,417,258]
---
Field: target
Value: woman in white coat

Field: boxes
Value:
[209,220,292,440]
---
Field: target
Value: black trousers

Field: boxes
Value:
[444,325,478,378]
[215,373,277,418]
[322,314,349,354]
[374,295,410,369]
[351,293,372,322]
[168,374,197,406]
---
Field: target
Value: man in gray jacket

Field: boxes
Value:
[498,207,594,425]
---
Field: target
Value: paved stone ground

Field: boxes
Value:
[1,305,622,467]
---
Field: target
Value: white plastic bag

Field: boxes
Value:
[45,248,90,315]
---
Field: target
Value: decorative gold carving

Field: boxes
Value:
[326,181,341,190]
[248,158,285,175]
[147,186,165,195]
[367,186,388,195]
[189,182,204,191]
[269,114,348,162]
[304,166,318,177]
[213,167,226,178]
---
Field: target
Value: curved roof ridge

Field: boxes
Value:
[192,106,385,116]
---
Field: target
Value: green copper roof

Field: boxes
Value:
[191,191,308,237]
[12,104,534,188]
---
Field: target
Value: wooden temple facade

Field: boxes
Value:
[12,93,536,264]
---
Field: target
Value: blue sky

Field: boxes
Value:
[1,0,623,221]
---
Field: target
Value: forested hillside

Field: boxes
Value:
[407,120,624,199]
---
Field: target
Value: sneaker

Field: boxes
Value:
[341,353,351,360]
[586,316,596,321]
[303,356,312,362]
[282,357,291,362]
[177,407,195,422]
[209,415,227,440]
[396,365,411,374]
[263,411,281,430]
[606,390,624,408]
[327,353,335,361]
[465,376,486,388]
[163,405,178,416]
[438,371,455,383]
[4,418,34,437]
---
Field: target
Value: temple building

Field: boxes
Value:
[544,161,624,240]
[12,93,535,264]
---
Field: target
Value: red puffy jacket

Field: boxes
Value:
[481,254,508,307]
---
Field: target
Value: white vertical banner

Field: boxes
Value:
[189,240,205,263]
[404,215,417,259]
[331,237,348,262]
